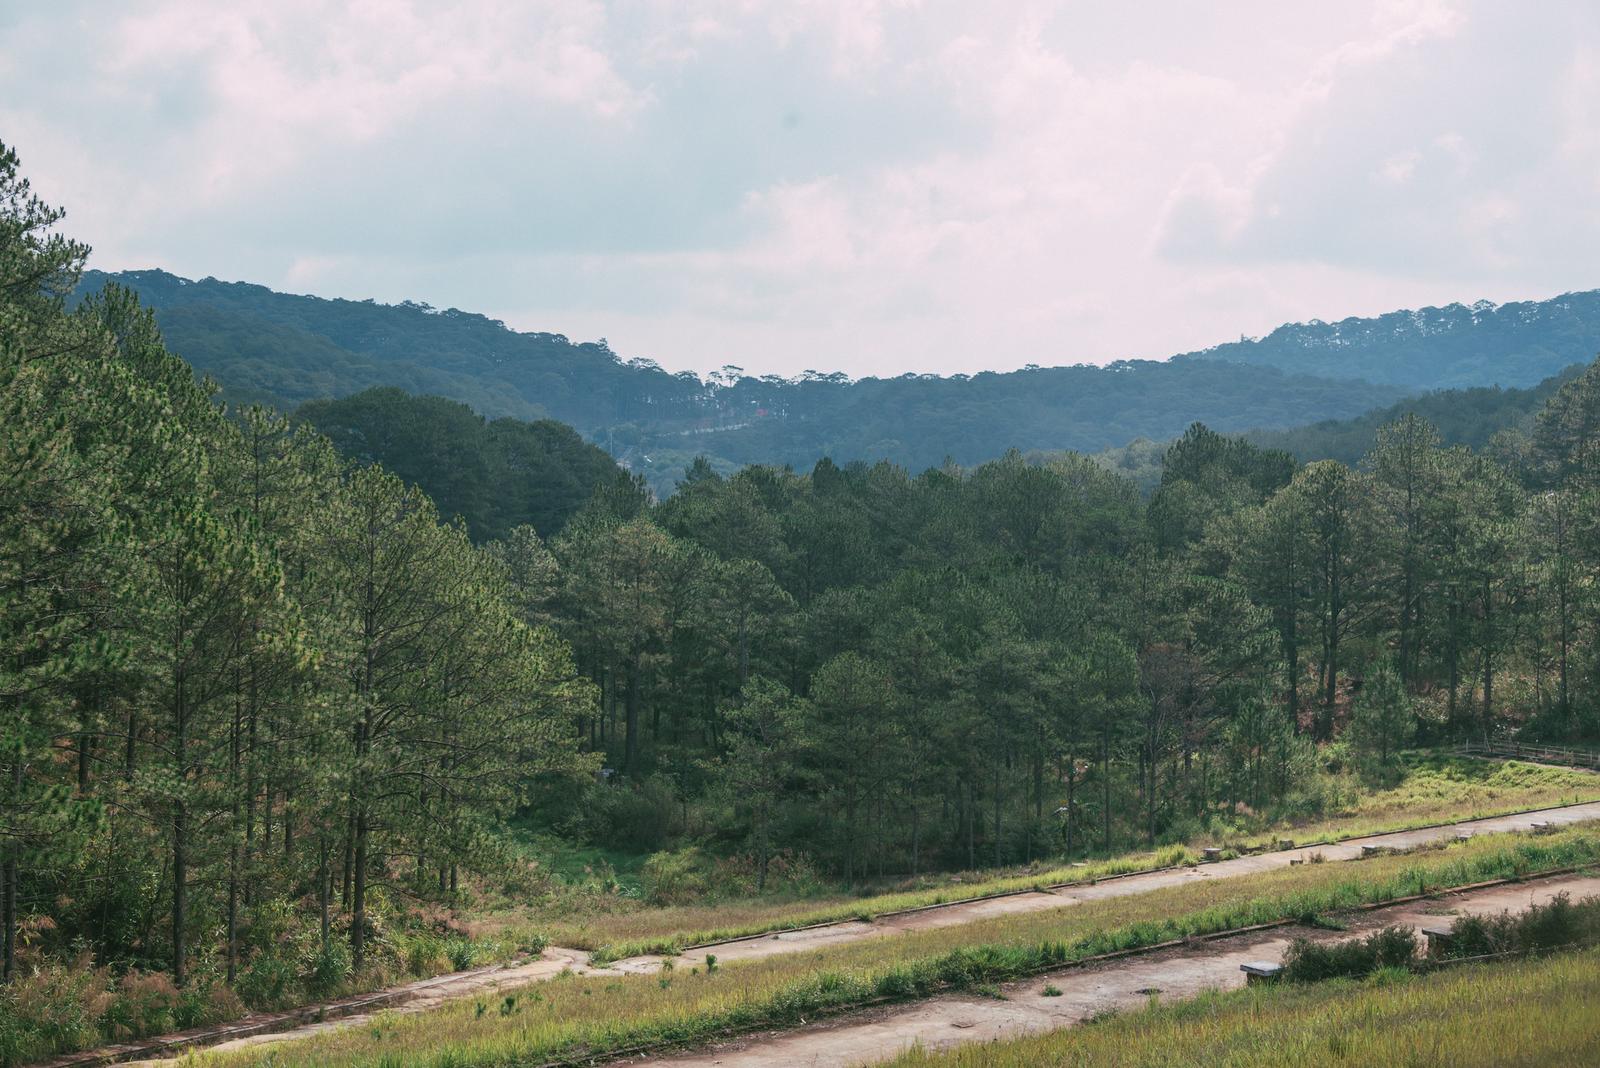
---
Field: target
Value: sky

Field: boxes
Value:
[3,1,1599,379]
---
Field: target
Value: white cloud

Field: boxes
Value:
[4,0,1599,378]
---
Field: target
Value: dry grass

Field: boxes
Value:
[883,945,1600,1067]
[186,825,1600,1068]
[564,845,1198,962]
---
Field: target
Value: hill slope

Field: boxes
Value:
[297,387,641,541]
[80,269,1426,490]
[1178,291,1600,390]
[1240,364,1584,465]
[1089,363,1588,491]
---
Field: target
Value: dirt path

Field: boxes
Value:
[645,872,1600,1068]
[88,799,1600,1066]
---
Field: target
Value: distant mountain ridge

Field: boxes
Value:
[79,269,1600,492]
[1177,290,1600,390]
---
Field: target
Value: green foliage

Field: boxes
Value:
[297,387,642,541]
[1281,925,1419,982]
[1348,661,1415,784]
[0,141,592,1057]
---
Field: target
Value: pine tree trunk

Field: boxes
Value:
[1101,728,1112,853]
[172,659,188,987]
[2,756,17,983]
[623,656,640,775]
[352,807,368,971]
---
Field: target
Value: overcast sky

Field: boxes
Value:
[4,1,1598,378]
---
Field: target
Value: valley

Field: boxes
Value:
[8,19,1600,1059]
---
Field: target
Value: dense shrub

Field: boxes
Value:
[235,953,299,1010]
[640,848,714,905]
[305,938,354,997]
[1282,926,1419,982]
[1443,893,1600,961]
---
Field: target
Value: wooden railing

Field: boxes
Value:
[1459,740,1600,770]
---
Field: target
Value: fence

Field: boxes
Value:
[1458,741,1600,771]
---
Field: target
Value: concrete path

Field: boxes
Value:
[88,799,1600,1066]
[645,873,1600,1067]
[637,800,1600,971]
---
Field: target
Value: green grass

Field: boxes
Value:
[511,832,648,893]
[187,825,1600,1068]
[1241,754,1600,848]
[882,946,1600,1067]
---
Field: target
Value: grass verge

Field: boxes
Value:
[188,825,1600,1068]
[882,945,1600,1067]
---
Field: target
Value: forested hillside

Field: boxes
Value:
[1178,291,1600,390]
[81,271,1600,496]
[296,388,643,542]
[1241,365,1585,466]
[79,269,1409,493]
[8,140,1600,1062]
[1093,365,1589,491]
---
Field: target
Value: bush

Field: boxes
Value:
[305,938,353,997]
[0,954,114,1058]
[640,847,714,905]
[1442,892,1600,961]
[235,952,298,1010]
[590,777,678,853]
[1282,926,1418,983]
[396,932,450,977]
[109,971,182,1037]
[446,937,478,971]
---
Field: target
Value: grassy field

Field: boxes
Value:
[1247,755,1599,847]
[882,946,1600,1067]
[187,825,1600,1068]
[539,756,1599,960]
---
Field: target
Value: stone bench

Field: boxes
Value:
[1422,926,1457,954]
[1240,961,1282,985]
[1202,847,1223,862]
[1361,844,1383,858]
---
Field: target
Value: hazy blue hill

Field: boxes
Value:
[78,269,706,427]
[1089,364,1586,493]
[81,268,1430,491]
[1178,291,1600,390]
[1240,364,1584,465]
[697,359,1406,471]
